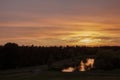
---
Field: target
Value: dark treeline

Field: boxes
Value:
[0,42,120,70]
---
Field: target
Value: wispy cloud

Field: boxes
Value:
[0,0,120,46]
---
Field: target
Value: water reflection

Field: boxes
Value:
[85,58,94,70]
[62,67,75,72]
[62,58,94,72]
[79,61,85,71]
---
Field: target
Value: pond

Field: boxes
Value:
[62,58,94,72]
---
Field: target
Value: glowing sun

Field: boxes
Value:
[80,38,93,43]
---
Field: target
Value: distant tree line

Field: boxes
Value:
[0,42,120,70]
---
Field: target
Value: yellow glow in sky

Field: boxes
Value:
[0,0,120,46]
[80,38,97,43]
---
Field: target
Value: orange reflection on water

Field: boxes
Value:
[62,67,75,72]
[62,58,94,72]
[85,58,94,68]
[79,58,94,71]
[79,61,85,71]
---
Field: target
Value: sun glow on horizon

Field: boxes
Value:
[79,38,101,44]
[61,31,104,46]
[80,38,94,43]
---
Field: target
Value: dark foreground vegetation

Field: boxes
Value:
[1,70,120,80]
[0,42,120,71]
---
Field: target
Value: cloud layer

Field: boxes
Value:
[0,0,120,46]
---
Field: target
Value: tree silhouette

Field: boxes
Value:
[0,42,119,71]
[1,42,18,69]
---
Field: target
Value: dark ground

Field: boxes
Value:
[0,65,120,80]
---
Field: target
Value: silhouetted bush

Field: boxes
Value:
[94,49,120,70]
[1,43,18,69]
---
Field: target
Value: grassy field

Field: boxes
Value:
[0,66,120,80]
[0,71,120,80]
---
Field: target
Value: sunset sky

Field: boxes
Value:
[0,0,120,46]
